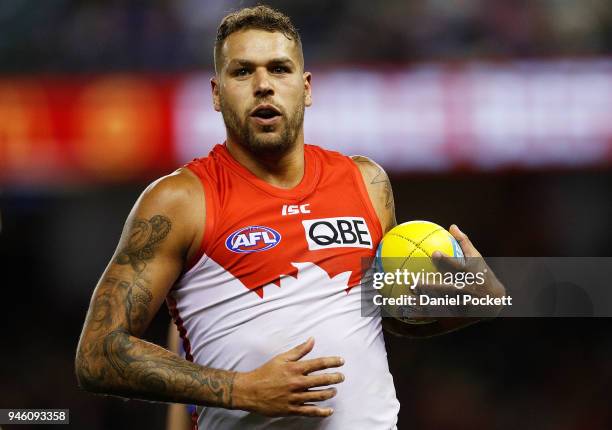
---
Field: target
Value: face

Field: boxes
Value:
[212,29,312,157]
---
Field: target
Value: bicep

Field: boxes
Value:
[351,155,397,234]
[93,214,180,337]
[82,177,197,341]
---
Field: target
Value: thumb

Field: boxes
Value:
[449,224,481,258]
[280,337,315,361]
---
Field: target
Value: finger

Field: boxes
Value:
[291,388,338,404]
[280,337,315,362]
[289,405,334,417]
[431,251,465,273]
[302,372,345,389]
[299,356,344,374]
[449,224,481,258]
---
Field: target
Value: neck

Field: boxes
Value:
[225,132,305,189]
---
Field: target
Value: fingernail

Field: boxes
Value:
[327,408,334,415]
[339,358,345,365]
[454,224,464,234]
[432,251,442,258]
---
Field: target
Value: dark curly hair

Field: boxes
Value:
[214,5,303,73]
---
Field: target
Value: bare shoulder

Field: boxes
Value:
[350,155,386,182]
[141,167,202,209]
[350,155,396,233]
[132,167,205,261]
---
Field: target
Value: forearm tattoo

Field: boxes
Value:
[76,214,235,408]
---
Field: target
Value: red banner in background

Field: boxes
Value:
[2,61,612,186]
[0,75,176,185]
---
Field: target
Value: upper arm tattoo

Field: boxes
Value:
[84,214,172,338]
[368,166,395,210]
[353,156,396,228]
[116,215,172,273]
[111,215,171,334]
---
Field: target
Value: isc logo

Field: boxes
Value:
[225,226,281,253]
[282,204,310,215]
[302,217,372,250]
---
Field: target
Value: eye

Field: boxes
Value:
[271,66,289,74]
[235,68,249,77]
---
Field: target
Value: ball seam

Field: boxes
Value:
[386,227,445,270]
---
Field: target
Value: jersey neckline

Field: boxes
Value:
[212,143,321,200]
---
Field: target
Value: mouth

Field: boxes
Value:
[250,104,282,126]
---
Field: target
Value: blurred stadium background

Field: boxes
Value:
[1,1,611,429]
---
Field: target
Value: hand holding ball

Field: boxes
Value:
[375,221,465,324]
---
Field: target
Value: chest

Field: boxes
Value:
[205,181,379,296]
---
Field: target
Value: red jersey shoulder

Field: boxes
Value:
[305,144,353,166]
[184,146,224,184]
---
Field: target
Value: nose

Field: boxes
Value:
[253,68,274,98]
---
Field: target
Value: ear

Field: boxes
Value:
[211,77,221,112]
[303,72,312,107]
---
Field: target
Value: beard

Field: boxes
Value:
[220,95,305,157]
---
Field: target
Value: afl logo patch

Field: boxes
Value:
[225,226,281,253]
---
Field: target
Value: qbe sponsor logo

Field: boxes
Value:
[302,217,372,250]
[226,226,281,253]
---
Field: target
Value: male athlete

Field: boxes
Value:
[75,5,505,429]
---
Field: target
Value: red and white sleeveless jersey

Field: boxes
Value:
[168,143,399,429]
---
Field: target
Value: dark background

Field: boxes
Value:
[1,1,612,429]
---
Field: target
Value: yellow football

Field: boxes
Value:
[375,220,464,324]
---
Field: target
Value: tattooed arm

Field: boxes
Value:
[351,156,397,235]
[75,169,236,407]
[76,169,345,417]
[352,156,481,337]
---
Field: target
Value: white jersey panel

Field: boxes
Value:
[170,255,400,430]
